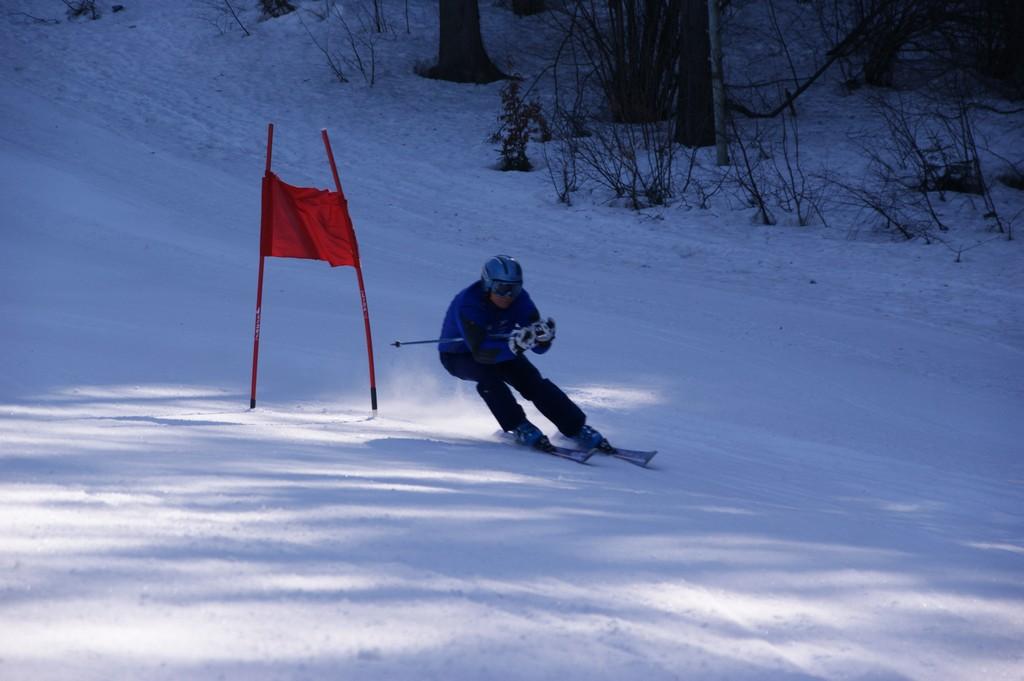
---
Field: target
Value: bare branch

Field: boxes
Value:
[222,0,250,37]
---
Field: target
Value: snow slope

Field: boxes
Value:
[1,3,1022,680]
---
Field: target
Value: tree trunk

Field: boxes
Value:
[675,0,715,147]
[985,0,1024,92]
[427,0,506,83]
[512,0,545,16]
[1007,0,1024,93]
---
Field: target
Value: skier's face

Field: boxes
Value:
[489,292,515,309]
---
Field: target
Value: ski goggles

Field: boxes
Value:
[491,281,522,298]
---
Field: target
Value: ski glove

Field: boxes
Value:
[508,326,538,354]
[532,317,556,344]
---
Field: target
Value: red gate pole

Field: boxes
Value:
[321,128,378,415]
[250,123,274,409]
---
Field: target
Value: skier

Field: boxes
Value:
[439,254,607,452]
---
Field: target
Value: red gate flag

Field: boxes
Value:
[251,124,377,414]
[260,171,357,267]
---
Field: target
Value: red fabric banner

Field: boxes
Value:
[260,171,358,267]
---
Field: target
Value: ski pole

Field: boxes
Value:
[391,334,510,348]
[391,337,461,347]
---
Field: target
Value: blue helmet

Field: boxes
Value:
[481,255,523,298]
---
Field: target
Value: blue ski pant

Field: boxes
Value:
[440,352,586,436]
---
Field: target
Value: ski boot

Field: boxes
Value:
[572,424,613,453]
[513,420,553,451]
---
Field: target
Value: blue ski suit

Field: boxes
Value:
[439,281,586,435]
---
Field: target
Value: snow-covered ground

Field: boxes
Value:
[1,2,1022,679]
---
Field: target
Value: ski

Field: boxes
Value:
[534,442,595,464]
[502,434,594,464]
[499,433,654,466]
[589,441,657,467]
